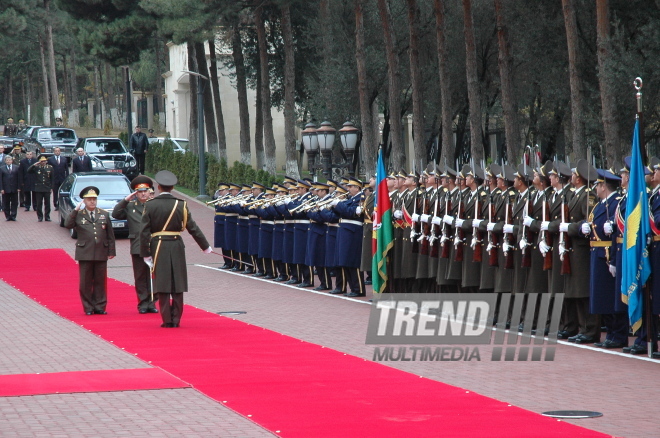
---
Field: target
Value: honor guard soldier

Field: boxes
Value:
[247,182,267,276]
[112,176,159,314]
[288,180,314,287]
[3,118,18,136]
[270,184,289,281]
[139,170,212,328]
[360,175,376,286]
[222,183,242,271]
[17,119,27,132]
[255,186,277,279]
[27,155,54,222]
[212,182,232,269]
[64,186,116,315]
[319,185,346,294]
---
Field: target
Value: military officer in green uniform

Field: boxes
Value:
[139,170,212,328]
[64,186,116,315]
[112,175,158,314]
[27,155,54,221]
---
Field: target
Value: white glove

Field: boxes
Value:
[502,242,512,253]
[455,218,464,228]
[239,201,247,206]
[609,264,616,278]
[443,214,454,225]
[581,223,591,235]
[355,206,363,215]
[285,198,293,205]
[394,210,403,219]
[540,221,550,231]
[412,213,420,223]
[539,241,551,256]
[143,257,154,269]
[331,199,340,206]
[487,222,495,232]
[523,216,534,227]
[431,216,442,226]
[203,247,212,254]
[503,224,514,234]
[603,221,613,235]
[559,223,569,233]
[77,201,85,211]
[276,200,284,206]
[519,239,527,250]
[420,214,430,223]
[472,219,483,228]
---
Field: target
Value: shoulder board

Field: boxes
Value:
[615,197,622,200]
[570,187,576,191]
[480,191,487,197]
[508,190,516,196]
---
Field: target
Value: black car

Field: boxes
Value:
[77,137,138,180]
[57,172,131,238]
[24,127,78,160]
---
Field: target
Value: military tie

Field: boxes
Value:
[90,212,95,222]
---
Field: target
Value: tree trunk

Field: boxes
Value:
[39,35,51,126]
[103,63,117,129]
[280,5,300,179]
[207,39,227,161]
[355,0,375,176]
[187,42,199,154]
[69,47,79,127]
[27,74,33,125]
[255,4,277,174]
[494,0,521,164]
[194,41,219,158]
[254,51,265,169]
[462,0,484,163]
[8,71,13,118]
[434,0,454,166]
[406,0,425,167]
[93,65,102,129]
[562,0,586,158]
[377,0,405,170]
[61,54,71,122]
[154,35,165,128]
[596,0,620,166]
[232,22,251,165]
[44,0,61,119]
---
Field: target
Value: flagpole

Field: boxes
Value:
[635,77,654,358]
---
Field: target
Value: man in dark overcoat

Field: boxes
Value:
[0,155,21,220]
[19,151,37,211]
[47,147,69,209]
[139,170,211,328]
[64,186,116,315]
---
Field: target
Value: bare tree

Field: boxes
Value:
[434,0,455,165]
[187,42,199,154]
[377,0,405,170]
[494,0,521,164]
[44,0,62,120]
[208,39,227,161]
[194,41,219,158]
[355,0,375,176]
[154,36,165,129]
[281,4,300,178]
[462,0,484,162]
[105,63,118,129]
[255,4,277,174]
[596,0,621,165]
[68,47,79,127]
[232,22,251,165]
[406,0,425,167]
[38,35,50,126]
[562,0,586,158]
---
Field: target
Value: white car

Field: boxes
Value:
[148,137,189,153]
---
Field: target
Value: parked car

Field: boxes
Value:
[24,127,78,160]
[77,137,138,180]
[57,171,132,238]
[148,137,189,153]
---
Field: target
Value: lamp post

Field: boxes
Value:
[301,122,319,180]
[182,70,209,200]
[338,120,360,177]
[316,121,336,178]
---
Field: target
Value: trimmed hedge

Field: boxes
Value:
[145,141,278,195]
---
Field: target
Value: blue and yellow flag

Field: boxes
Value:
[622,118,650,333]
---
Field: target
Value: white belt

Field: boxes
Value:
[328,223,339,227]
[225,213,238,217]
[248,215,258,219]
[294,219,310,224]
[238,216,249,220]
[261,221,274,225]
[340,219,363,226]
[274,220,285,224]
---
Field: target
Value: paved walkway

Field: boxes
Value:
[1,191,659,437]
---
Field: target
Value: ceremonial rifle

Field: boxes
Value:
[453,189,465,262]
[471,191,483,262]
[559,191,572,275]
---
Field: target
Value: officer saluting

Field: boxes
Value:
[64,186,116,315]
[139,170,212,328]
[112,175,158,314]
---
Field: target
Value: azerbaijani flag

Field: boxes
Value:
[372,148,394,293]
[621,118,651,333]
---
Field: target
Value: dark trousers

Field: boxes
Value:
[136,154,146,174]
[343,267,364,294]
[2,192,18,219]
[563,297,601,339]
[132,253,155,311]
[23,191,35,209]
[298,264,312,284]
[603,313,629,344]
[52,182,62,207]
[79,260,108,313]
[158,292,184,325]
[317,267,330,289]
[34,191,51,220]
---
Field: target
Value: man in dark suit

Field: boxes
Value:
[64,186,116,315]
[112,175,158,314]
[139,170,211,328]
[47,147,69,209]
[0,155,21,220]
[72,147,93,173]
[129,126,149,174]
[19,151,37,211]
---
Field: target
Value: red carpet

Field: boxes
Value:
[1,249,608,438]
[0,368,188,397]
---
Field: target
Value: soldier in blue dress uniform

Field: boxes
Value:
[270,185,289,281]
[320,186,347,294]
[223,183,242,271]
[255,186,277,279]
[307,182,332,290]
[288,180,315,287]
[213,183,232,269]
[232,184,253,273]
[246,182,266,275]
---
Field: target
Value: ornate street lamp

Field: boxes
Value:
[316,121,336,178]
[339,120,360,176]
[301,122,319,179]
